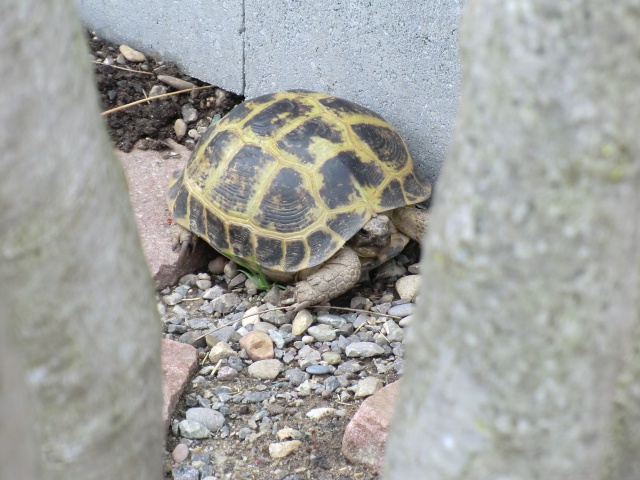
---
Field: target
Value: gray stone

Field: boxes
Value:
[260,308,289,326]
[384,320,405,343]
[374,261,406,280]
[399,314,415,327]
[210,293,241,314]
[243,391,274,403]
[186,407,225,432]
[345,342,385,358]
[208,341,235,363]
[316,312,347,329]
[253,321,277,333]
[307,324,337,342]
[171,465,200,480]
[335,360,364,375]
[354,376,384,398]
[178,419,211,439]
[167,324,187,334]
[163,292,183,306]
[227,356,245,371]
[186,317,211,329]
[321,351,342,365]
[195,279,212,290]
[263,285,281,305]
[149,84,168,98]
[323,376,341,392]
[285,368,309,387]
[202,285,225,300]
[206,325,235,343]
[178,331,207,348]
[181,103,198,123]
[268,329,286,349]
[387,302,415,318]
[306,364,335,375]
[228,272,247,288]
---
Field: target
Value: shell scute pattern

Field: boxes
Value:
[167,90,431,274]
[255,167,318,233]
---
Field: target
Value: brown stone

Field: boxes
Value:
[117,140,211,290]
[161,339,198,428]
[341,380,400,473]
[239,331,274,361]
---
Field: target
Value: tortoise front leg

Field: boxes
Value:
[170,223,196,256]
[286,247,362,312]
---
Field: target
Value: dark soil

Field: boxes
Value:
[88,31,243,152]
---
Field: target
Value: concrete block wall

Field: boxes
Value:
[76,0,464,185]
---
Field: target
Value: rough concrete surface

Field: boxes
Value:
[76,0,464,185]
[75,0,244,92]
[245,0,464,185]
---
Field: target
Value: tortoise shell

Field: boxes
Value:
[167,90,430,276]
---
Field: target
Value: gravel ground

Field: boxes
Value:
[88,30,422,480]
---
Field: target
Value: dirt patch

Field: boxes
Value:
[88,31,242,152]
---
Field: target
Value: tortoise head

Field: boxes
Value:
[347,214,392,258]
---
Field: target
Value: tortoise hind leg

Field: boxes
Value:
[283,247,361,312]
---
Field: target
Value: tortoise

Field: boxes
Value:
[167,90,431,310]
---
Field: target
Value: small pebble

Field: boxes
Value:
[172,443,189,463]
[217,366,239,380]
[269,440,302,458]
[384,320,405,342]
[387,302,415,318]
[321,352,342,365]
[306,407,336,420]
[306,364,335,375]
[181,104,198,123]
[118,44,146,62]
[292,309,314,335]
[247,359,283,380]
[399,314,415,327]
[354,376,384,398]
[307,324,336,342]
[276,427,304,441]
[149,84,167,98]
[171,465,200,480]
[345,341,386,358]
[157,74,196,90]
[195,279,212,290]
[178,419,211,439]
[396,274,420,300]
[185,407,225,432]
[208,257,227,275]
[207,341,235,362]
[239,331,274,361]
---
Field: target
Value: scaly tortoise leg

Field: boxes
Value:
[170,223,196,256]
[287,246,362,312]
[391,206,430,243]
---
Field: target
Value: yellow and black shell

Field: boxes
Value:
[167,90,430,277]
